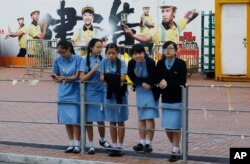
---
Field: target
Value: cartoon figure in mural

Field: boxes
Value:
[5,16,27,57]
[71,5,108,56]
[139,5,155,56]
[109,0,140,46]
[122,1,199,45]
[29,10,47,39]
[40,0,104,40]
[28,10,47,56]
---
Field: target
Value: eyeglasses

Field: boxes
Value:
[57,49,68,55]
[165,47,175,50]
[94,46,103,49]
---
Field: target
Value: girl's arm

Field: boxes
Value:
[100,73,105,82]
[80,64,99,82]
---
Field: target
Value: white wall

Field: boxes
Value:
[0,0,215,56]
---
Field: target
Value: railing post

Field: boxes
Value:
[182,86,188,163]
[80,82,86,153]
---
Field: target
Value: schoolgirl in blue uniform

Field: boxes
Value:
[127,43,159,153]
[99,43,128,156]
[157,41,187,162]
[52,40,82,153]
[79,38,111,154]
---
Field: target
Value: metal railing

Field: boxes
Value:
[21,39,57,78]
[1,76,250,163]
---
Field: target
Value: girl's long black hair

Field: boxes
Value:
[56,40,75,55]
[131,43,150,61]
[86,38,103,72]
[105,43,121,74]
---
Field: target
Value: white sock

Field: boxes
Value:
[139,139,146,146]
[112,143,117,148]
[69,140,74,146]
[89,141,94,148]
[74,140,80,146]
[173,146,179,153]
[89,147,95,151]
[102,141,110,147]
[117,143,123,148]
[99,137,105,143]
[171,142,174,150]
[145,140,152,145]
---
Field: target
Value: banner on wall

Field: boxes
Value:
[0,0,214,57]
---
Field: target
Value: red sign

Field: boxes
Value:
[0,29,4,35]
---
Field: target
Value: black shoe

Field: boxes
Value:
[169,152,181,162]
[88,148,95,155]
[64,146,74,153]
[72,146,81,154]
[116,147,124,156]
[99,140,112,150]
[109,149,124,157]
[133,143,144,151]
[108,150,116,157]
[143,144,153,153]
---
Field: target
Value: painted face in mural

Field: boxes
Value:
[31,12,40,22]
[17,18,24,26]
[106,48,118,62]
[161,7,176,23]
[143,7,150,15]
[91,41,102,55]
[163,43,176,59]
[82,12,94,26]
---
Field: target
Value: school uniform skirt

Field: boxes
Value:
[161,102,183,129]
[57,102,80,124]
[104,93,129,122]
[85,90,105,122]
[136,86,159,120]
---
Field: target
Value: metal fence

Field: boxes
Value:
[186,85,250,160]
[154,42,199,77]
[1,78,249,163]
[20,40,198,79]
[21,39,57,78]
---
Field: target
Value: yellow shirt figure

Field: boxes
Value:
[18,25,27,49]
[72,26,102,56]
[5,17,27,57]
[140,15,154,34]
[150,18,188,45]
[28,23,42,55]
[29,23,41,39]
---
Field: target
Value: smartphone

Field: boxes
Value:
[50,74,56,79]
[120,23,127,30]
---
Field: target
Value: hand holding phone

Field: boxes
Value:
[50,74,56,80]
[120,23,127,30]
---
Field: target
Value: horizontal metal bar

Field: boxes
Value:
[188,107,250,113]
[188,84,250,88]
[0,120,180,133]
[188,131,250,138]
[0,120,62,125]
[0,100,80,105]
